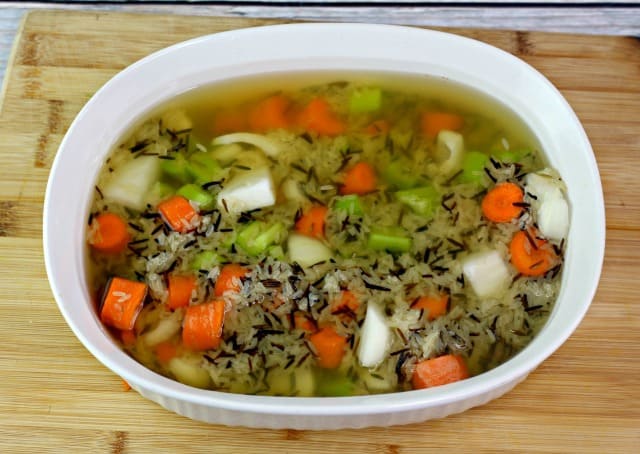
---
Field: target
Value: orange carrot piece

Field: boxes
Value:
[309,326,347,369]
[120,329,137,346]
[155,341,179,364]
[481,182,525,223]
[121,379,132,392]
[331,290,360,316]
[294,312,317,332]
[167,274,197,310]
[297,97,345,136]
[509,229,557,277]
[100,277,148,331]
[212,109,248,135]
[248,94,291,132]
[412,293,449,320]
[182,299,226,351]
[158,195,199,233]
[412,354,469,389]
[214,264,248,297]
[295,205,328,239]
[88,212,130,254]
[364,119,390,136]
[340,161,377,195]
[420,112,464,138]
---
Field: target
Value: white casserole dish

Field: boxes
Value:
[43,23,605,429]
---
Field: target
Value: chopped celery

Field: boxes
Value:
[268,245,285,260]
[395,185,440,218]
[237,221,285,256]
[368,226,411,253]
[349,87,382,113]
[146,181,175,206]
[382,159,421,190]
[176,183,216,210]
[187,152,223,184]
[333,194,363,216]
[190,250,220,271]
[160,153,191,183]
[459,151,489,184]
[316,370,355,397]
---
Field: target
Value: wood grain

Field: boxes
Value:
[0,10,638,453]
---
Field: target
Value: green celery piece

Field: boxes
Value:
[147,181,175,205]
[236,222,263,254]
[190,250,220,271]
[395,185,440,218]
[349,87,382,114]
[382,159,421,190]
[237,222,285,256]
[316,371,355,397]
[368,226,411,253]
[333,195,363,216]
[177,183,216,210]
[268,245,285,260]
[160,153,191,183]
[187,152,223,184]
[459,151,489,184]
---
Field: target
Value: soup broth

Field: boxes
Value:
[87,72,567,396]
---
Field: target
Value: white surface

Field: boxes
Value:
[43,23,605,429]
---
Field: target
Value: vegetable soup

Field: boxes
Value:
[86,72,569,396]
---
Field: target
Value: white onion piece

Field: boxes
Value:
[358,303,391,368]
[462,250,509,298]
[212,132,281,157]
[436,130,465,176]
[217,167,276,213]
[287,233,332,268]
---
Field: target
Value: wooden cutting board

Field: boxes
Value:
[0,10,638,452]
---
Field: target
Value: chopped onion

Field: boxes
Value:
[212,132,281,157]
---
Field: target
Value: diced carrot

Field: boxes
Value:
[294,312,317,332]
[214,264,248,297]
[340,161,377,195]
[309,326,347,369]
[182,299,226,351]
[331,290,360,316]
[364,119,390,136]
[509,229,557,277]
[481,182,525,223]
[212,109,248,135]
[121,379,131,392]
[158,195,199,233]
[167,274,197,310]
[100,277,148,331]
[412,354,469,389]
[412,293,449,320]
[420,112,464,138]
[248,94,291,132]
[155,340,179,364]
[120,329,137,346]
[295,205,328,239]
[88,212,130,254]
[297,97,345,136]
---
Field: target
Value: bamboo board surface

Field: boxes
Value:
[0,10,639,453]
